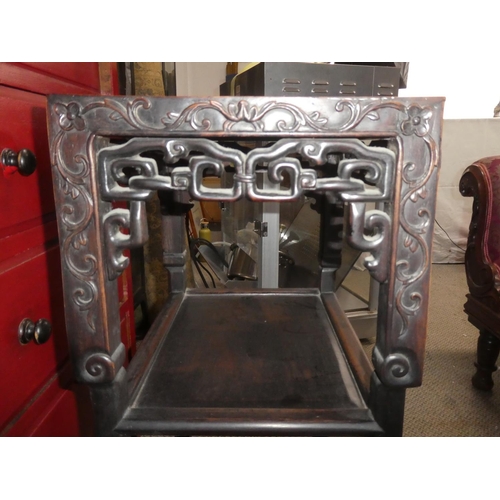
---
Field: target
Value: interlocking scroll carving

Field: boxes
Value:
[99,138,246,202]
[97,137,396,281]
[48,95,444,390]
[346,203,391,283]
[103,201,149,280]
[98,137,395,202]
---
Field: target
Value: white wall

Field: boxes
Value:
[175,62,227,97]
[400,61,500,119]
[175,63,254,96]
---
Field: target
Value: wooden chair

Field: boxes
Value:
[47,95,444,436]
[460,157,500,390]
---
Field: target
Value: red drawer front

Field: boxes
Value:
[118,254,137,365]
[26,383,93,436]
[121,308,136,367]
[0,219,58,265]
[0,62,101,96]
[0,86,54,243]
[0,242,68,431]
[118,251,131,308]
[3,362,93,437]
[16,63,101,90]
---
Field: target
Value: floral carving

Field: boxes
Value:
[336,99,408,131]
[395,135,439,337]
[401,105,432,137]
[162,99,329,132]
[54,98,154,134]
[336,100,382,131]
[336,100,433,140]
[55,102,86,131]
[52,130,98,331]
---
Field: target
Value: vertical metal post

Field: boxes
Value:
[258,175,280,288]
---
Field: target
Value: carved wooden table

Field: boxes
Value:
[47,95,444,436]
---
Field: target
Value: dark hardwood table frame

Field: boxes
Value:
[47,95,444,436]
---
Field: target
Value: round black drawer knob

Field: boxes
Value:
[18,318,52,345]
[1,148,37,176]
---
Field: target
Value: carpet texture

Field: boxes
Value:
[357,264,500,436]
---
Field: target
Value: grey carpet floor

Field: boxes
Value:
[356,264,500,437]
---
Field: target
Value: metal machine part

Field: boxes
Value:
[230,62,405,98]
[228,244,257,281]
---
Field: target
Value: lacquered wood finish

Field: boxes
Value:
[117,290,381,436]
[47,95,444,436]
[0,63,101,96]
[2,361,93,437]
[0,86,54,237]
[137,291,362,409]
[321,292,373,399]
[0,244,67,429]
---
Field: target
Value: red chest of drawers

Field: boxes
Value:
[0,63,136,436]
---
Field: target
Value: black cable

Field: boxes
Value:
[189,233,219,289]
[185,214,223,288]
[193,242,217,288]
[196,257,216,288]
[191,247,210,288]
[185,213,209,288]
[434,219,466,252]
[191,238,229,268]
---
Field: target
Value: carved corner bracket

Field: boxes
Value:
[372,347,418,388]
[80,343,126,385]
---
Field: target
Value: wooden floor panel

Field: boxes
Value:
[115,290,383,434]
[134,291,365,411]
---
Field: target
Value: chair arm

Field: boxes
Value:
[459,158,500,300]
